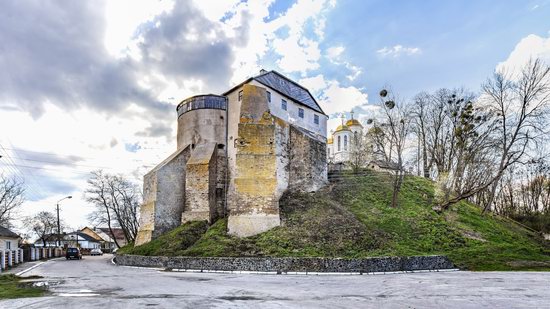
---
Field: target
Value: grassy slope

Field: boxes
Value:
[0,275,44,299]
[121,171,550,271]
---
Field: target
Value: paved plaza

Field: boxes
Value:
[1,255,549,308]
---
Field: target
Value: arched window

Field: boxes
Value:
[344,135,348,151]
[337,136,341,151]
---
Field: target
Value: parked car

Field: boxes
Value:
[66,247,82,260]
[90,248,103,256]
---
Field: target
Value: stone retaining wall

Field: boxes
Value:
[115,255,454,273]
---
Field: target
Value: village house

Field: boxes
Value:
[0,225,19,252]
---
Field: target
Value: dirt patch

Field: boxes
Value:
[461,230,486,242]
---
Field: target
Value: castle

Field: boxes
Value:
[135,70,328,245]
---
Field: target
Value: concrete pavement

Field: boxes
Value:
[1,254,549,308]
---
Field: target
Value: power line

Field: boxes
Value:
[0,146,43,200]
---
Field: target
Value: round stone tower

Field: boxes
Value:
[176,94,227,150]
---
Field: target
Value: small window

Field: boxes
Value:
[314,114,319,125]
[344,135,348,151]
[281,99,287,111]
[298,108,304,119]
[267,91,271,103]
[6,241,11,250]
[238,90,243,101]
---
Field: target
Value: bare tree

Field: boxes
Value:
[348,129,369,173]
[24,211,58,247]
[85,170,140,246]
[437,59,550,212]
[0,173,25,227]
[377,89,411,208]
[410,92,431,178]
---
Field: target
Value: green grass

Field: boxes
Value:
[0,274,45,299]
[118,220,209,256]
[122,170,550,271]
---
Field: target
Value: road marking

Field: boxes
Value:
[57,293,100,297]
[15,261,46,276]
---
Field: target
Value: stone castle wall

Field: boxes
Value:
[135,146,190,246]
[136,84,328,245]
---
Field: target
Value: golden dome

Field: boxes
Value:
[334,124,351,132]
[346,119,363,127]
[327,137,333,144]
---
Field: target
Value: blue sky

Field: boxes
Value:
[270,0,550,99]
[1,0,549,231]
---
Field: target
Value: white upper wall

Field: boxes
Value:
[248,80,327,138]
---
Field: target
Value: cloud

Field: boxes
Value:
[0,1,169,119]
[300,74,368,116]
[0,0,244,138]
[326,46,345,60]
[270,0,336,75]
[496,33,550,74]
[377,45,421,58]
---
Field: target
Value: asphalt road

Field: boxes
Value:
[1,255,549,308]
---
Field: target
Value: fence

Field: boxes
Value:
[0,247,64,273]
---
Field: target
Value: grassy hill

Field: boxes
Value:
[119,171,550,271]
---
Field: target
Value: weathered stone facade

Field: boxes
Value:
[135,71,328,246]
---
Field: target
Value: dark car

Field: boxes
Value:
[66,247,82,260]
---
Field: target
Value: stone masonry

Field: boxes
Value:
[135,70,328,246]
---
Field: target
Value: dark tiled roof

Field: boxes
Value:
[0,225,19,238]
[223,70,326,115]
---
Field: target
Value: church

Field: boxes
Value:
[327,112,363,164]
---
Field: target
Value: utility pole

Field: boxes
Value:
[56,196,72,247]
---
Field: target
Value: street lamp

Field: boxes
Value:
[56,196,72,247]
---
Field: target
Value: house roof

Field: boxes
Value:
[98,228,126,241]
[223,70,326,115]
[64,232,99,242]
[0,225,19,238]
[80,227,104,241]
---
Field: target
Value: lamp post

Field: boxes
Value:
[56,196,72,247]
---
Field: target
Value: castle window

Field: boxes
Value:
[267,91,271,102]
[282,99,287,111]
[344,135,348,151]
[337,136,341,151]
[314,114,319,125]
[238,90,243,101]
[298,108,304,119]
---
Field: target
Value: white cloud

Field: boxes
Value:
[104,0,175,57]
[0,103,174,233]
[327,46,345,60]
[496,33,550,75]
[377,45,421,58]
[300,74,328,94]
[300,74,368,116]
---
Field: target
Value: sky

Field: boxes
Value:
[1,0,550,235]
